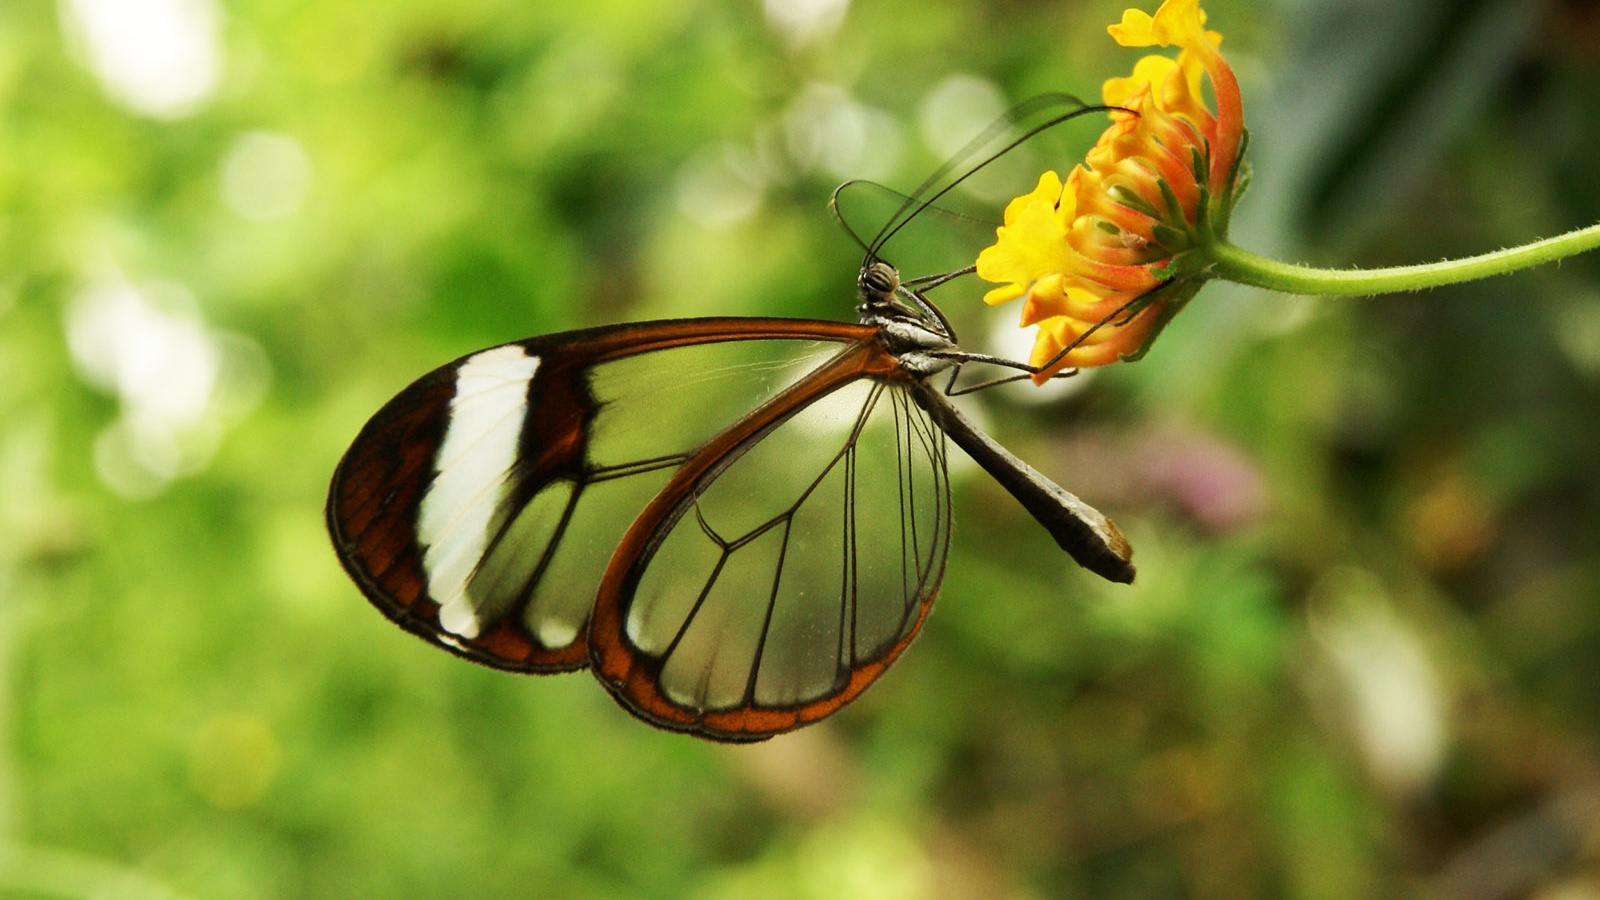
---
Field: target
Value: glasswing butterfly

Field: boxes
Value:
[326,100,1137,742]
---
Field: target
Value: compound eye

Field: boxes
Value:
[860,262,899,296]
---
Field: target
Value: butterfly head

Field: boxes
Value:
[858,260,900,302]
[856,260,938,328]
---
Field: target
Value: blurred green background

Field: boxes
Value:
[6,0,1600,897]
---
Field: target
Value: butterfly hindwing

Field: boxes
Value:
[589,342,953,740]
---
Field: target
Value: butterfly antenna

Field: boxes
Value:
[866,92,1083,251]
[834,182,1003,269]
[876,94,1126,254]
[829,179,875,257]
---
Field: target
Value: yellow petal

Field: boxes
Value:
[1173,45,1209,100]
[1102,54,1175,107]
[1018,275,1069,324]
[1000,170,1064,223]
[1109,0,1206,49]
[977,180,1074,292]
[1149,0,1207,45]
[1108,8,1158,47]
[981,283,1025,306]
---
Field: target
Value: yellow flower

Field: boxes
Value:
[976,0,1247,379]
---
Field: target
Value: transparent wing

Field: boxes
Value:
[327,319,868,673]
[589,347,951,741]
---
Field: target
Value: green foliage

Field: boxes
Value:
[5,0,1600,897]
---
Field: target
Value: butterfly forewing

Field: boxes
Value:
[327,319,870,673]
[588,344,952,740]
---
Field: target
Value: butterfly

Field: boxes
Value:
[326,101,1136,742]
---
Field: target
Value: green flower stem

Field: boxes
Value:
[1202,222,1600,296]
